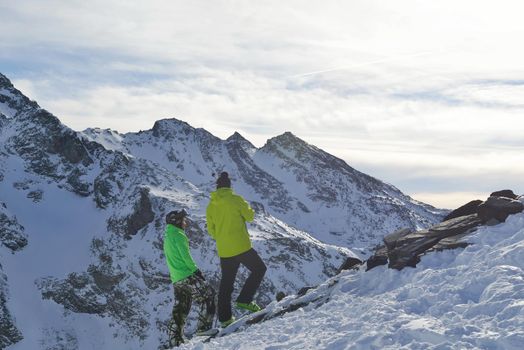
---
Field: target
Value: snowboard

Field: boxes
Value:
[202,310,268,343]
[193,328,220,337]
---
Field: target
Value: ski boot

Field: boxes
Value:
[236,301,262,313]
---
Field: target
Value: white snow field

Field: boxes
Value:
[181,207,524,350]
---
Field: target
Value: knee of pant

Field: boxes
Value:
[174,296,192,314]
[259,263,267,275]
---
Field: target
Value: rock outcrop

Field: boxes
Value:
[367,190,524,271]
[0,202,28,252]
[477,196,524,224]
[0,266,23,349]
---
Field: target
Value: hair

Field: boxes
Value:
[216,171,231,189]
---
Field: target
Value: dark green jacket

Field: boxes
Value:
[206,188,255,258]
[163,224,198,283]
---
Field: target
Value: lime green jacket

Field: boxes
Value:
[163,224,198,283]
[206,188,255,258]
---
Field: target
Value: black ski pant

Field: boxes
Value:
[218,248,267,322]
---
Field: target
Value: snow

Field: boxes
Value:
[0,103,16,119]
[180,210,524,350]
[0,155,116,349]
[80,128,126,153]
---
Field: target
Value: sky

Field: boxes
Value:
[1,0,523,209]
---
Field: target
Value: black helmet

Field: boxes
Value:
[166,209,188,227]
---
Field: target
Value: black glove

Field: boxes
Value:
[193,269,205,281]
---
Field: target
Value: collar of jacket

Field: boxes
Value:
[211,187,233,199]
[166,223,185,234]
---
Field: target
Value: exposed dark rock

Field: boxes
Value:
[151,118,192,139]
[366,246,388,271]
[139,257,171,291]
[337,256,363,273]
[37,269,150,339]
[39,273,107,314]
[383,228,413,250]
[427,214,483,238]
[250,201,267,215]
[125,188,154,237]
[0,203,28,252]
[0,72,39,114]
[490,189,517,199]
[297,286,314,297]
[88,265,125,293]
[1,268,23,348]
[27,189,44,202]
[367,191,523,272]
[226,131,256,153]
[66,168,91,196]
[477,196,524,223]
[107,187,155,238]
[275,291,286,302]
[442,200,483,222]
[93,177,116,209]
[48,129,93,166]
[93,153,131,209]
[12,110,91,172]
[386,214,483,270]
[429,232,471,252]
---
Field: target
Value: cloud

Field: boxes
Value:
[2,0,524,209]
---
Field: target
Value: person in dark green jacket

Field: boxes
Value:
[206,172,267,327]
[164,209,216,347]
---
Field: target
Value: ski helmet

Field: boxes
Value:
[166,209,188,227]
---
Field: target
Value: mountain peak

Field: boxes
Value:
[0,72,39,118]
[274,131,303,143]
[227,131,255,145]
[226,131,256,153]
[263,131,310,152]
[227,131,245,141]
[0,72,14,88]
[150,118,194,138]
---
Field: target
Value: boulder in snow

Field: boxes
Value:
[490,189,518,199]
[442,200,483,222]
[477,196,524,223]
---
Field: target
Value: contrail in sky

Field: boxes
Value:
[288,51,439,79]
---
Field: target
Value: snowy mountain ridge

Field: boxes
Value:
[0,72,444,349]
[81,117,445,249]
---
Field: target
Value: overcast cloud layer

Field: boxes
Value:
[1,0,523,208]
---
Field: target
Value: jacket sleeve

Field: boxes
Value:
[206,204,216,239]
[164,227,177,262]
[173,233,198,272]
[238,196,255,222]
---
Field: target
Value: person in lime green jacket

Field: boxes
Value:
[206,172,267,326]
[163,209,216,347]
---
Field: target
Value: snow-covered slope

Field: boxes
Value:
[183,202,524,349]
